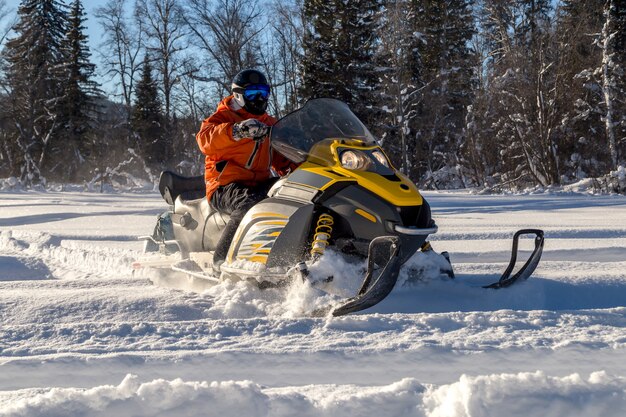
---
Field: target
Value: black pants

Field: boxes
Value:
[210,180,276,264]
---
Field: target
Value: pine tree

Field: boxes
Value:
[413,0,476,187]
[2,0,68,184]
[131,55,166,167]
[375,0,424,175]
[556,0,606,179]
[61,0,102,181]
[556,0,626,176]
[300,0,338,101]
[334,0,381,124]
[300,0,381,123]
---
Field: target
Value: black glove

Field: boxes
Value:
[232,119,270,141]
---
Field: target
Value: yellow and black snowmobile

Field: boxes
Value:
[135,98,544,316]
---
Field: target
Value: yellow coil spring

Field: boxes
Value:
[311,213,334,258]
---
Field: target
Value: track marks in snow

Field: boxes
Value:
[2,308,625,360]
[0,230,140,281]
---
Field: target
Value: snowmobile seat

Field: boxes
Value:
[159,171,206,205]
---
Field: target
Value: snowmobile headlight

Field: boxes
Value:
[371,150,390,167]
[340,150,372,171]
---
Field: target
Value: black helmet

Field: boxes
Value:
[231,69,271,115]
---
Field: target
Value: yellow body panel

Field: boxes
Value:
[295,141,424,207]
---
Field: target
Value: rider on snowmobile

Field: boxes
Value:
[196,69,296,272]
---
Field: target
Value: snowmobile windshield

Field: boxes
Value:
[270,98,377,164]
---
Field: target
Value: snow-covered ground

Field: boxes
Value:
[1,189,625,416]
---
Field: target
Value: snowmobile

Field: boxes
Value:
[134,98,544,316]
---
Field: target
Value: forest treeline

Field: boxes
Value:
[0,0,624,191]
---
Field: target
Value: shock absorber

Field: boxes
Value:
[310,213,334,259]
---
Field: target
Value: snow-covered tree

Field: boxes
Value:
[476,0,563,187]
[599,0,626,169]
[61,0,102,181]
[300,0,381,123]
[375,0,424,175]
[299,0,334,100]
[2,0,68,184]
[459,1,504,188]
[555,0,606,180]
[132,54,166,167]
[333,0,381,124]
[413,0,476,187]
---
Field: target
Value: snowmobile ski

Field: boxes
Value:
[309,236,402,317]
[484,229,545,289]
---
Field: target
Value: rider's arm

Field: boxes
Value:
[196,112,241,155]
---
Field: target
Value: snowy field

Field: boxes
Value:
[1,188,625,416]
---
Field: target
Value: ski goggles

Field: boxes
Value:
[241,84,271,101]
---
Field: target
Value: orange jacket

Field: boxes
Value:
[196,96,294,200]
